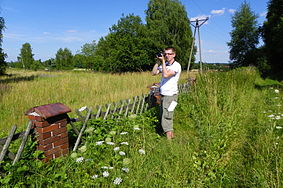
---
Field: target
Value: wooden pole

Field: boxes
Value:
[0,125,17,162]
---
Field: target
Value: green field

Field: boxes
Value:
[0,68,282,187]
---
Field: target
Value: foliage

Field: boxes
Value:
[227,2,259,67]
[18,43,35,70]
[54,48,74,70]
[94,14,152,72]
[262,0,283,79]
[145,0,194,69]
[0,17,6,75]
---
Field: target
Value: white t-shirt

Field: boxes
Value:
[158,61,181,96]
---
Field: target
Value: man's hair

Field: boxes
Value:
[164,47,176,53]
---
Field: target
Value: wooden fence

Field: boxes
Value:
[0,82,190,165]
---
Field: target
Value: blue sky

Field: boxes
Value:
[1,0,269,63]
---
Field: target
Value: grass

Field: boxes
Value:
[0,67,282,187]
[0,68,189,131]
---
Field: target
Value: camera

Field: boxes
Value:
[157,52,164,57]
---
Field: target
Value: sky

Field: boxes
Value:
[0,0,269,63]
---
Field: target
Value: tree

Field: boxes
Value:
[227,2,259,67]
[0,17,6,75]
[145,0,194,69]
[18,43,35,69]
[94,14,152,72]
[262,0,283,78]
[54,48,73,70]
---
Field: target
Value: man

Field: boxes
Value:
[152,47,181,139]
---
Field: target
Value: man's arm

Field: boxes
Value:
[152,63,160,75]
[161,60,176,78]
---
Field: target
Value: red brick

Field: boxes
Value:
[61,148,69,155]
[52,127,67,135]
[53,137,68,147]
[37,143,53,151]
[27,115,44,122]
[38,135,61,145]
[60,143,69,150]
[44,147,61,156]
[34,121,49,128]
[37,132,52,140]
[36,124,59,134]
[43,154,53,162]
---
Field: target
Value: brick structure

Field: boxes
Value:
[25,103,71,162]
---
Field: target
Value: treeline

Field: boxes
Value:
[1,0,195,73]
[227,0,283,79]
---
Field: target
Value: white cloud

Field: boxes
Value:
[66,30,78,33]
[228,9,236,14]
[260,11,267,17]
[190,15,210,24]
[211,8,225,15]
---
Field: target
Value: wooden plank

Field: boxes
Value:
[124,99,131,117]
[69,121,80,135]
[12,121,33,165]
[118,100,125,115]
[0,131,26,145]
[131,96,137,113]
[0,145,15,160]
[73,108,92,151]
[135,96,142,114]
[103,104,111,120]
[139,95,146,114]
[111,102,118,119]
[95,105,102,119]
[0,125,17,162]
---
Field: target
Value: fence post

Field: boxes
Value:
[0,125,17,162]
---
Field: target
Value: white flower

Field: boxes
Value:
[119,151,126,156]
[133,127,141,131]
[274,89,280,94]
[275,126,282,129]
[138,149,145,155]
[268,114,275,118]
[78,106,87,112]
[78,145,87,153]
[102,166,113,170]
[274,97,279,99]
[114,147,120,151]
[122,167,129,173]
[102,171,109,177]
[106,142,115,145]
[120,132,128,135]
[113,177,123,185]
[277,104,282,107]
[275,116,281,120]
[120,142,129,145]
[76,157,84,163]
[96,141,104,145]
[91,175,98,179]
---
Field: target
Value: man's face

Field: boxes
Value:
[164,49,175,62]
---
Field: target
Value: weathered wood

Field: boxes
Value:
[118,100,125,115]
[69,121,80,135]
[75,109,85,121]
[135,96,142,114]
[131,96,138,113]
[73,108,92,151]
[111,102,118,118]
[95,105,102,119]
[0,145,15,160]
[0,125,17,162]
[139,95,146,114]
[12,121,33,165]
[0,130,27,145]
[103,104,111,120]
[124,99,131,117]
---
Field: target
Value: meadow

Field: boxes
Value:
[0,67,282,187]
[0,68,190,132]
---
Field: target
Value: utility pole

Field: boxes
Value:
[187,17,209,75]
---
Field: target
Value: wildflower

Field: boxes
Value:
[102,171,109,177]
[76,157,84,163]
[106,142,115,145]
[109,131,116,135]
[91,175,98,179]
[114,147,120,151]
[274,89,279,94]
[277,104,282,107]
[96,141,104,145]
[120,142,129,145]
[78,106,87,112]
[133,127,141,131]
[122,167,129,173]
[85,127,94,133]
[119,151,126,156]
[123,158,131,165]
[138,149,145,155]
[120,132,128,135]
[102,166,114,170]
[129,114,137,119]
[113,177,123,185]
[105,137,112,142]
[275,116,281,120]
[70,152,78,159]
[78,145,87,153]
[275,126,282,129]
[268,114,275,118]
